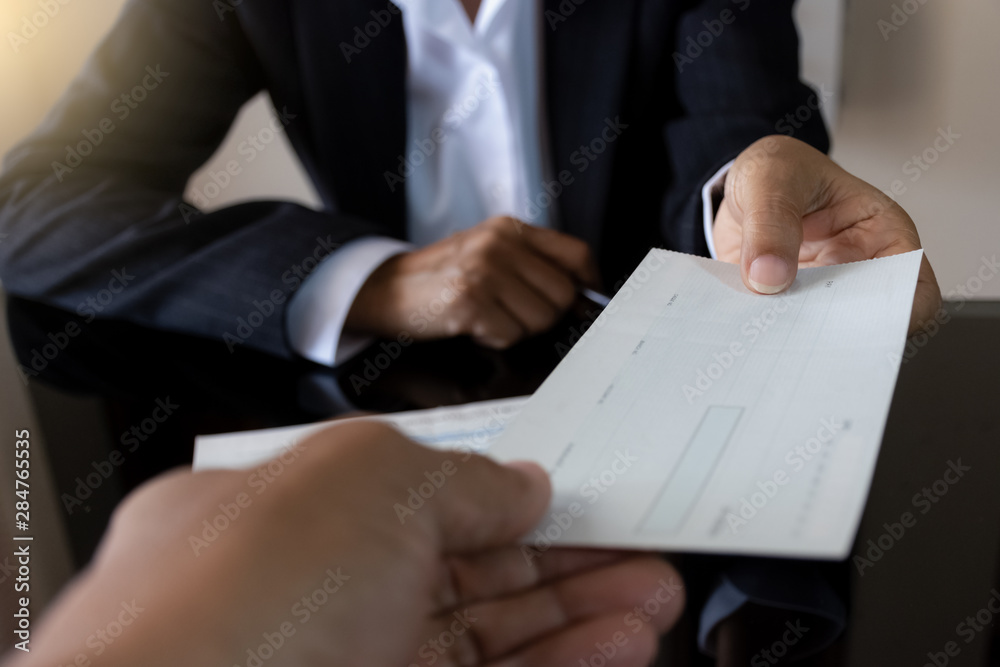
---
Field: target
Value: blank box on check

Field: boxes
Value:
[639,406,744,535]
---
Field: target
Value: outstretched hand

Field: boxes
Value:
[13,422,683,667]
[714,135,941,334]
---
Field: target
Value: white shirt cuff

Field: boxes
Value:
[286,236,414,367]
[702,159,734,260]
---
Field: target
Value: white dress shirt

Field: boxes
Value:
[287,0,548,366]
[287,0,725,366]
[702,160,733,260]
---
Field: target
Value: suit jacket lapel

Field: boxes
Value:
[544,0,637,251]
[292,0,408,236]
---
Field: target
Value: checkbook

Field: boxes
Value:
[489,249,923,559]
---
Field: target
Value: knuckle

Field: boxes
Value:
[469,319,499,341]
[525,317,553,335]
[443,316,465,337]
[553,286,576,310]
[745,193,804,227]
[560,273,580,300]
[483,216,515,233]
[461,270,488,293]
[478,238,506,263]
[444,306,475,335]
[466,230,504,258]
[524,302,559,333]
[573,243,594,267]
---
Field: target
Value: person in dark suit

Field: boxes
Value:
[0,0,940,365]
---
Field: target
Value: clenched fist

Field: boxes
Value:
[347,217,600,348]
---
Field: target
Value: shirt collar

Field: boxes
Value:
[394,0,514,48]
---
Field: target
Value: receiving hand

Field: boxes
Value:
[12,422,683,667]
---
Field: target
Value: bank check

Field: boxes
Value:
[490,249,923,559]
[192,397,528,471]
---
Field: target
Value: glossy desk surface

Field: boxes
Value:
[6,296,1000,667]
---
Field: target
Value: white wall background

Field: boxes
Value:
[795,0,844,130]
[832,0,1000,301]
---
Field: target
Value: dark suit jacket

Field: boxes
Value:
[0,0,828,359]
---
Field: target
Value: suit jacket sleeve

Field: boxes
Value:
[0,0,386,358]
[660,0,831,256]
